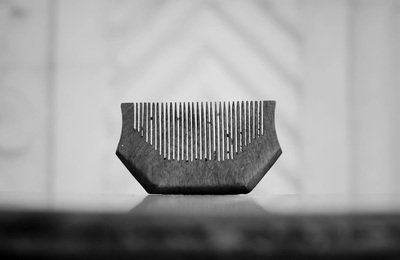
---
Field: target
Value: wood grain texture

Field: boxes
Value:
[116,101,282,194]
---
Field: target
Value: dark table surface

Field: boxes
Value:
[1,193,400,259]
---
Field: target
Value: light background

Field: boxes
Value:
[0,0,399,196]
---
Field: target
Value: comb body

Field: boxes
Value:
[116,101,281,194]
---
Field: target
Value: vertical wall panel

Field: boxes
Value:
[0,0,51,192]
[395,2,400,189]
[302,0,352,194]
[352,0,398,193]
[54,0,145,193]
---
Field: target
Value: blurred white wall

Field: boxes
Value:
[0,0,399,195]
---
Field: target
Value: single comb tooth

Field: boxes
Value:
[223,102,228,160]
[181,102,184,161]
[188,102,192,161]
[183,102,187,161]
[139,103,143,137]
[262,101,267,136]
[258,101,260,136]
[156,103,159,151]
[143,103,148,141]
[215,102,218,161]
[246,101,249,146]
[213,102,218,160]
[236,101,239,154]
[261,101,264,135]
[148,103,152,145]
[147,103,151,144]
[201,102,205,160]
[166,103,170,159]
[173,102,176,160]
[152,102,155,146]
[196,102,200,160]
[236,101,240,153]
[154,103,156,156]
[206,102,210,160]
[191,102,196,160]
[255,101,259,138]
[232,102,236,155]
[210,102,215,160]
[132,102,136,131]
[147,103,150,143]
[137,103,140,134]
[142,102,145,138]
[161,103,165,158]
[250,101,253,142]
[169,103,173,160]
[258,101,263,136]
[135,103,138,131]
[144,103,148,142]
[164,103,168,159]
[148,102,151,143]
[178,102,182,161]
[228,102,231,159]
[174,102,178,160]
[241,101,245,151]
[219,102,223,161]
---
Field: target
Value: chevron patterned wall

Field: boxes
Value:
[1,0,399,196]
[101,0,301,194]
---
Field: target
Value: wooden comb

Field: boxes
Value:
[116,101,281,194]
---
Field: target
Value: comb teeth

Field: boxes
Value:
[132,101,265,162]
